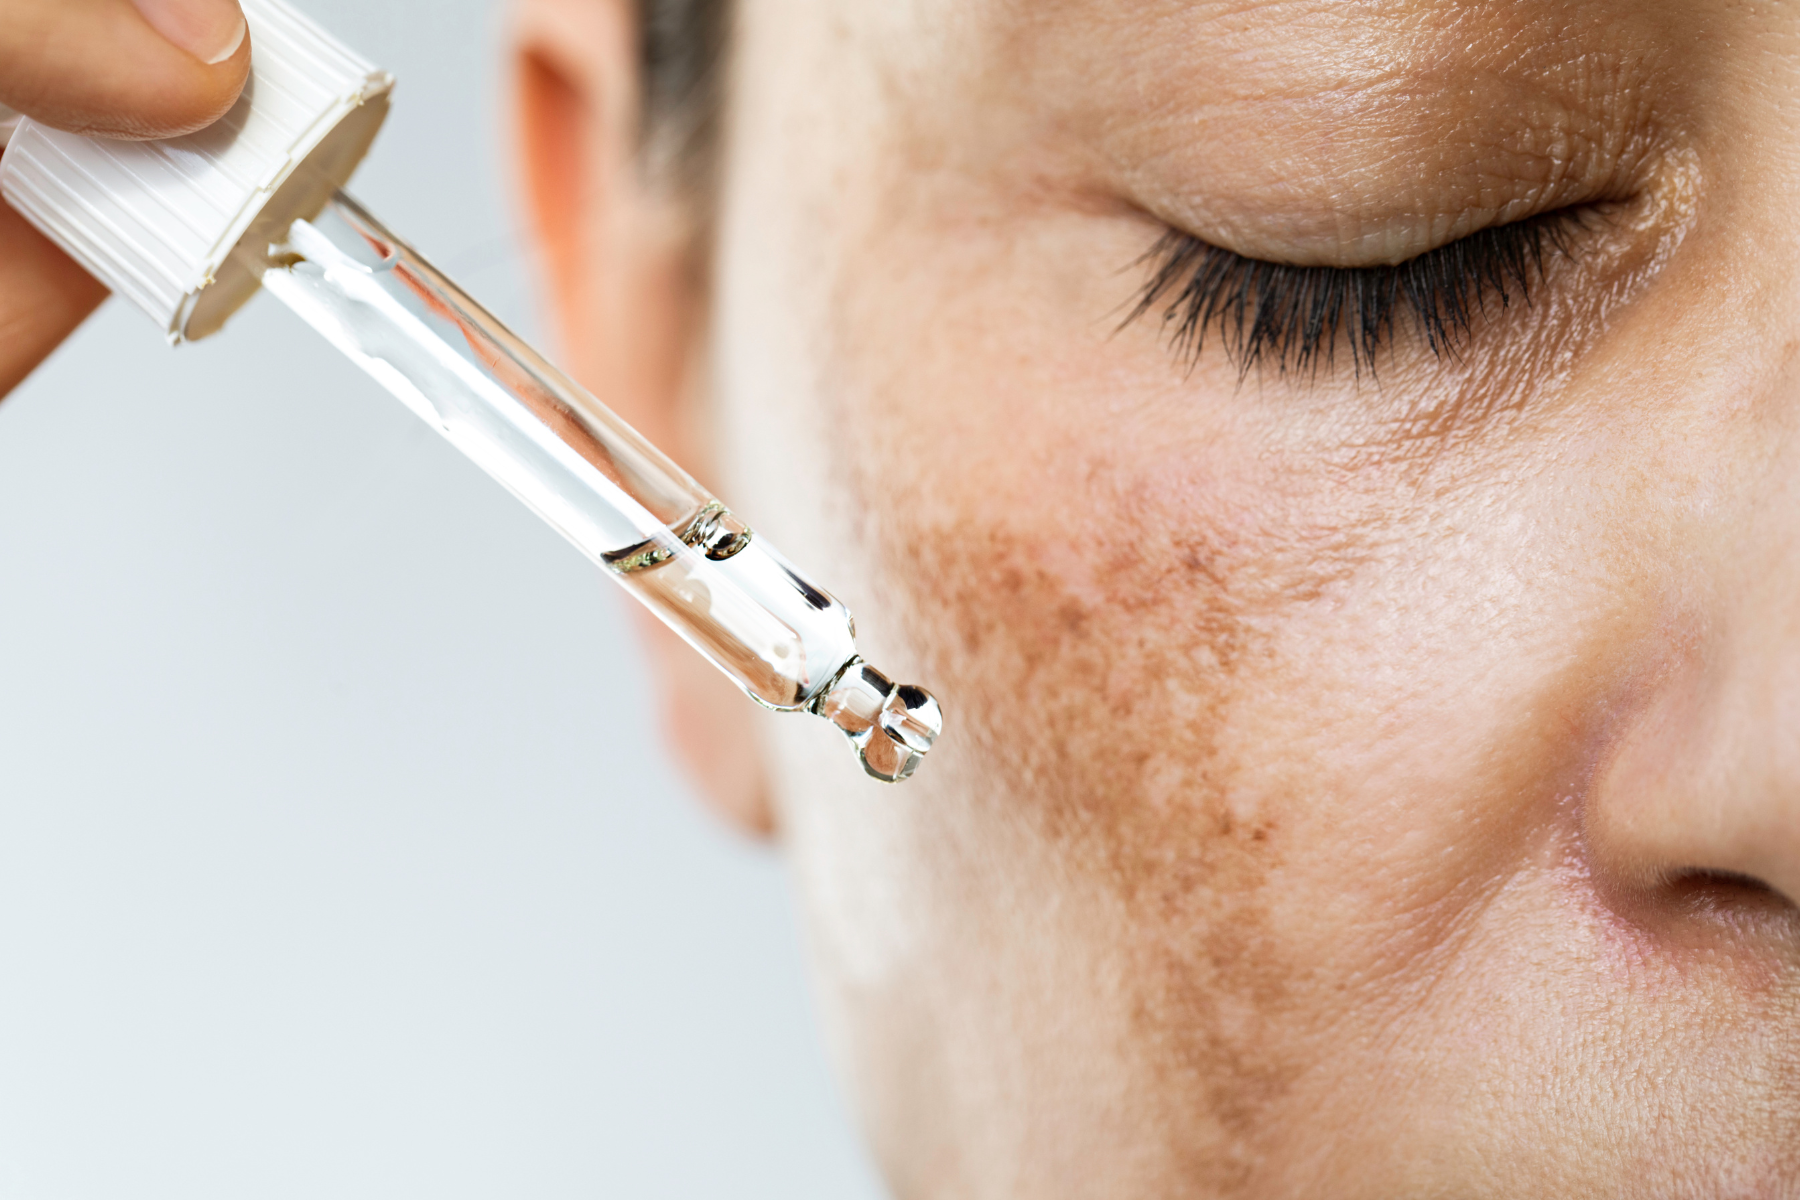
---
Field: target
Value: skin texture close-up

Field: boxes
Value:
[512,0,1800,1194]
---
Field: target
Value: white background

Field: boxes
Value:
[0,1,885,1196]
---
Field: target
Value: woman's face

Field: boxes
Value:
[540,0,1800,1192]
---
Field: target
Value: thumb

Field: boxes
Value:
[0,0,249,140]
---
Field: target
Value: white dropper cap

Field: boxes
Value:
[0,0,392,345]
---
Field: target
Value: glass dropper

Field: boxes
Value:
[241,190,940,782]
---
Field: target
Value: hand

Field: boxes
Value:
[0,0,250,395]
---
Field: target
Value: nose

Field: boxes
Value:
[1588,607,1800,906]
[1586,383,1800,908]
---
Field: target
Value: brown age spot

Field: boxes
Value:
[880,462,1369,1191]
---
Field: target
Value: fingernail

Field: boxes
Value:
[130,0,248,66]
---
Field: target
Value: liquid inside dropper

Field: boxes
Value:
[244,192,941,780]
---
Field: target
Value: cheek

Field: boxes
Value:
[793,195,1679,1135]
[816,205,1415,866]
[807,207,1454,1139]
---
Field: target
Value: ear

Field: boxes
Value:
[511,0,774,837]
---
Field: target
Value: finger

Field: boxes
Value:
[0,202,108,399]
[0,0,248,140]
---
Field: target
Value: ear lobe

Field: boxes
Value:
[511,0,777,838]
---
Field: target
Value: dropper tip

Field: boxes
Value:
[814,661,943,782]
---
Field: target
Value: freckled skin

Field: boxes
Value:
[670,0,1800,1194]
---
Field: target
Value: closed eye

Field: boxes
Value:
[1125,210,1589,381]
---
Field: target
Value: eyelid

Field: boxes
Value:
[1125,210,1586,380]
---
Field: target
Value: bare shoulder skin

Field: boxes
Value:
[514,0,1800,1193]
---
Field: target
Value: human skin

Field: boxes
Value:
[515,0,1800,1194]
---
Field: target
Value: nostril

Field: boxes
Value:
[1663,868,1794,912]
[1680,869,1774,893]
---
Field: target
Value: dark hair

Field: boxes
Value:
[638,0,729,196]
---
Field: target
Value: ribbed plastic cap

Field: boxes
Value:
[0,0,392,344]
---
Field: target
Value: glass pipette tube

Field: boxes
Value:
[242,191,940,782]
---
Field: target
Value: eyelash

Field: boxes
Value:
[1126,210,1584,379]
